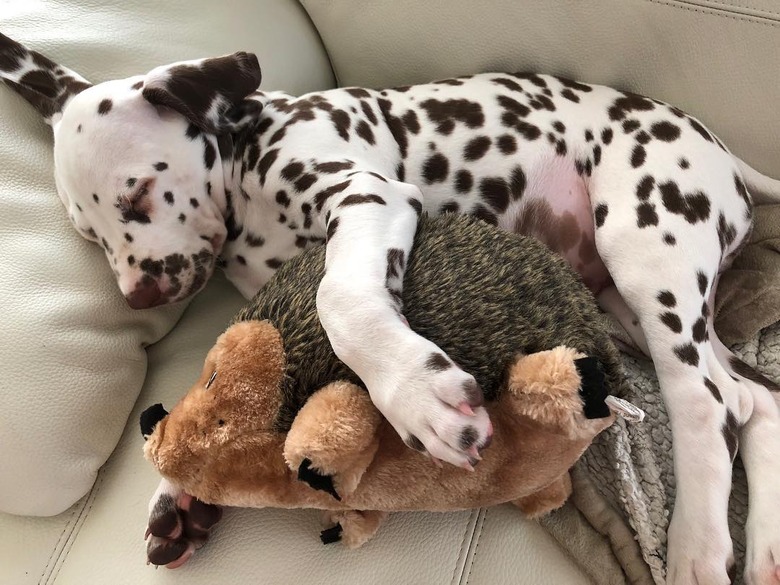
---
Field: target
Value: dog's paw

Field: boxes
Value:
[145,489,222,569]
[666,514,735,585]
[744,515,780,585]
[368,339,493,469]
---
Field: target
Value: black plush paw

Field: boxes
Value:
[320,523,343,545]
[298,458,341,501]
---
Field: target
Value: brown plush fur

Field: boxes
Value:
[144,215,623,547]
[145,324,614,546]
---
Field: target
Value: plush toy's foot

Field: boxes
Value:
[512,473,572,519]
[285,381,382,499]
[320,509,388,549]
[145,491,223,568]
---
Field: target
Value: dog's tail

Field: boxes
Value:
[733,156,780,205]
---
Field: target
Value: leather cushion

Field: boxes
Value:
[300,0,780,178]
[0,0,334,516]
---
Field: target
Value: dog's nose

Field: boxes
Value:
[126,279,163,309]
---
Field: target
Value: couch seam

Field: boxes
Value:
[45,471,107,585]
[640,0,780,25]
[701,0,780,17]
[295,0,341,87]
[36,504,79,585]
[462,508,486,585]
[450,509,478,585]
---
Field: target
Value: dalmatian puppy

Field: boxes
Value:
[2,33,779,584]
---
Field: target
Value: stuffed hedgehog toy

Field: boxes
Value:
[141,213,629,562]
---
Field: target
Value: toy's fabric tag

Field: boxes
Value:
[605,395,646,423]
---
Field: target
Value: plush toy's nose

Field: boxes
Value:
[140,403,169,439]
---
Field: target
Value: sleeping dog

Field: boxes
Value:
[1,33,779,584]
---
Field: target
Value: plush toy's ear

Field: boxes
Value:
[0,32,92,126]
[142,52,263,134]
[574,357,611,419]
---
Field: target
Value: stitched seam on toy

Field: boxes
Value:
[37,504,80,585]
[462,508,487,585]
[450,509,478,585]
[47,472,107,585]
[640,0,780,25]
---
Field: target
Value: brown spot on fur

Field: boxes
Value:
[722,410,739,462]
[401,110,420,134]
[314,180,351,212]
[426,352,451,371]
[480,177,510,212]
[355,120,375,144]
[472,204,498,225]
[697,271,708,296]
[497,134,517,154]
[338,194,386,208]
[281,161,304,181]
[459,426,479,450]
[456,170,473,194]
[464,136,491,161]
[636,203,659,228]
[386,248,405,280]
[631,145,646,168]
[692,317,708,343]
[660,181,711,224]
[650,121,681,141]
[660,312,683,333]
[703,377,722,403]
[636,176,655,200]
[729,356,780,392]
[674,343,699,367]
[315,161,354,173]
[717,212,737,252]
[326,217,340,242]
[420,98,485,135]
[97,98,112,114]
[330,109,351,141]
[594,204,608,228]
[422,153,449,184]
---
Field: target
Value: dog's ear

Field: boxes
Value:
[142,52,263,135]
[0,32,92,126]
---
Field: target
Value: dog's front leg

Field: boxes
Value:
[316,172,492,468]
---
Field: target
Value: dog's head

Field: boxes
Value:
[0,33,263,308]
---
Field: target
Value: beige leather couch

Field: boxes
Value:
[1,1,777,584]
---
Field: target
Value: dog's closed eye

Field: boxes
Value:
[206,370,217,389]
[116,177,154,213]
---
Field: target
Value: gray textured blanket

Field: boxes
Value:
[538,319,780,585]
